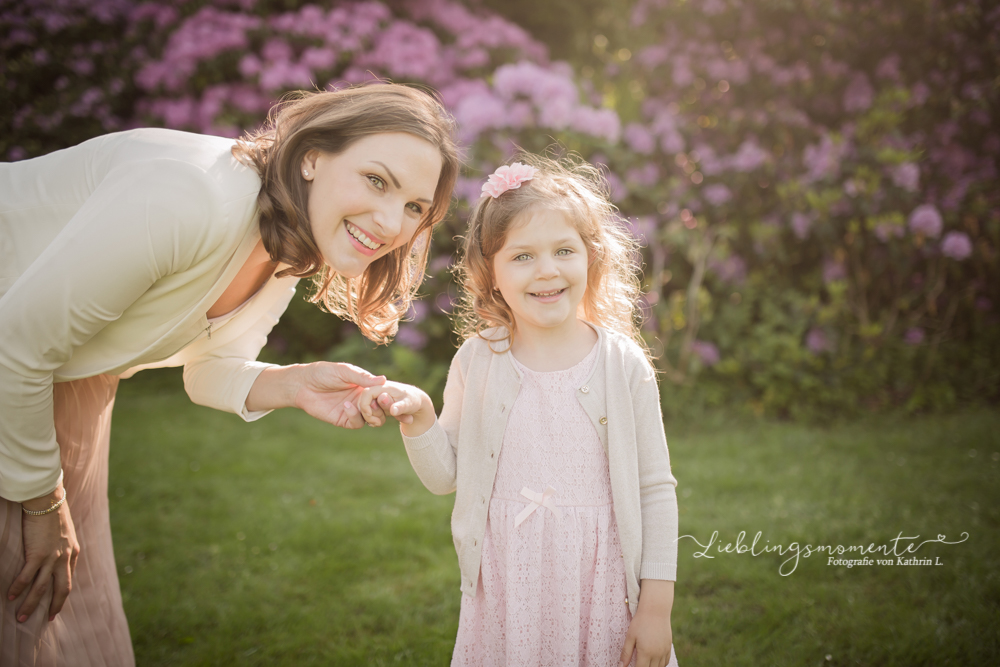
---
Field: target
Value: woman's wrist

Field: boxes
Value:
[21,484,66,513]
[246,364,309,412]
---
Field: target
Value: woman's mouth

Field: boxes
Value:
[345,221,384,253]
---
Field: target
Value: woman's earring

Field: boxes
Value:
[303,169,309,177]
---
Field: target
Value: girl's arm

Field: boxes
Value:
[619,579,674,667]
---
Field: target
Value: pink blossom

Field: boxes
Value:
[709,255,747,285]
[626,163,660,187]
[301,47,337,71]
[454,91,507,142]
[571,107,621,143]
[940,231,973,260]
[481,162,538,199]
[904,328,925,345]
[395,324,427,350]
[730,139,769,172]
[823,260,846,283]
[624,123,656,154]
[703,183,732,206]
[791,212,812,240]
[691,340,720,366]
[806,328,834,354]
[890,163,920,192]
[908,204,943,238]
[435,292,457,313]
[843,73,874,113]
[911,82,930,105]
[874,222,904,243]
[876,54,901,80]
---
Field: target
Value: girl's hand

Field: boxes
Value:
[619,579,674,667]
[8,484,80,623]
[356,381,436,437]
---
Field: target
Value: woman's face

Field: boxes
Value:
[301,132,443,279]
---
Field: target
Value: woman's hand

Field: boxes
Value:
[246,362,388,429]
[619,579,674,667]
[8,484,80,623]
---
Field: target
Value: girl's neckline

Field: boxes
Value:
[508,327,600,375]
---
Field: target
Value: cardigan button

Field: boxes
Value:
[624,597,629,604]
[600,417,608,425]
[581,386,590,393]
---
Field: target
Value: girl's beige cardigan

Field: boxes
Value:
[402,325,679,616]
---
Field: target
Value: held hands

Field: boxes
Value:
[355,380,436,437]
[288,362,387,429]
[619,579,675,667]
[8,484,80,624]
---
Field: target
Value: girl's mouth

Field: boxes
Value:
[529,288,566,301]
[345,221,384,253]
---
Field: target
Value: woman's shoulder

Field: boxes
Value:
[96,128,260,203]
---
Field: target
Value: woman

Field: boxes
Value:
[0,84,459,665]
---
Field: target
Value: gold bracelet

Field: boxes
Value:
[22,493,67,516]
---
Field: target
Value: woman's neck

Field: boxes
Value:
[206,240,279,319]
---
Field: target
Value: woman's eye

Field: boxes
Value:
[407,202,424,215]
[367,174,386,190]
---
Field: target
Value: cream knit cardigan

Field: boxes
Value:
[0,129,297,501]
[402,325,679,616]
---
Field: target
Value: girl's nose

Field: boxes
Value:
[535,256,559,279]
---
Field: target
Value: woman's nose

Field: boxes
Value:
[371,203,404,239]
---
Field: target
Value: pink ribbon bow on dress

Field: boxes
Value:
[514,486,562,527]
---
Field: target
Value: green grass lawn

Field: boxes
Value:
[109,369,1000,666]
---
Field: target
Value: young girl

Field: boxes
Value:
[356,156,679,667]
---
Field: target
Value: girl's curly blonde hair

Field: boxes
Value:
[455,153,647,355]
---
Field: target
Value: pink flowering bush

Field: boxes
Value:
[4,0,998,416]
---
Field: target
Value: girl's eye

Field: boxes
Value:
[407,202,424,215]
[556,248,573,256]
[514,253,531,261]
[367,174,386,190]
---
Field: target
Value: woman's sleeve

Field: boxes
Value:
[400,350,465,495]
[632,359,680,582]
[0,159,219,502]
[182,283,296,420]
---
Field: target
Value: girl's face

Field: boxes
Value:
[301,132,442,279]
[492,206,590,341]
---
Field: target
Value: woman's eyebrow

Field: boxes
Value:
[371,161,433,204]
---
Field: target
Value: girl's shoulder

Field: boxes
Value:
[451,328,511,367]
[596,326,656,378]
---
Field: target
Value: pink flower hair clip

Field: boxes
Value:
[481,162,538,199]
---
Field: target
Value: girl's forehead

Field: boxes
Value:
[505,205,583,239]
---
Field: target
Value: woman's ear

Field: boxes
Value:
[300,150,319,181]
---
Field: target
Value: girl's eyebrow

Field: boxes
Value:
[370,160,433,204]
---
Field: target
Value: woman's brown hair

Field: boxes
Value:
[233,84,459,344]
[455,153,648,356]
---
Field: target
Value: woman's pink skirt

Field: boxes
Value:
[0,375,135,666]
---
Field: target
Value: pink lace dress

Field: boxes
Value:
[452,344,633,666]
